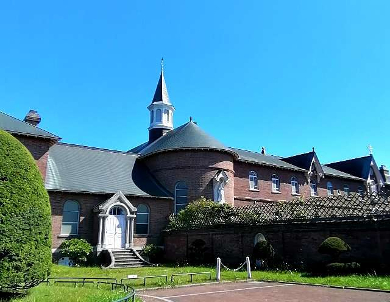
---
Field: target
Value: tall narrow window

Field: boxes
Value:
[327,182,333,196]
[136,204,150,235]
[156,109,162,122]
[271,174,280,192]
[358,186,364,196]
[310,181,318,196]
[165,109,170,122]
[369,167,378,194]
[291,177,299,194]
[150,110,154,123]
[344,185,350,196]
[61,200,80,236]
[175,181,188,213]
[249,171,258,190]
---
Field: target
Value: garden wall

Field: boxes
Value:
[163,219,390,270]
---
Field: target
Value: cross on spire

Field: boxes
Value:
[161,57,164,72]
[368,144,373,155]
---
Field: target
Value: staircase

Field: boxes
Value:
[111,249,148,268]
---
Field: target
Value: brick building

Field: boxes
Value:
[1,66,389,257]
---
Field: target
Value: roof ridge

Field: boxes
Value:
[0,111,60,139]
[325,155,372,165]
[230,146,281,158]
[57,142,138,156]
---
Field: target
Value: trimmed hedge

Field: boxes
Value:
[253,240,275,260]
[59,239,92,266]
[319,237,351,260]
[0,130,52,292]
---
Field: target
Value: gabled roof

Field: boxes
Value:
[139,121,237,158]
[283,151,316,170]
[45,143,171,197]
[231,148,306,172]
[0,111,59,140]
[151,69,171,105]
[326,155,373,180]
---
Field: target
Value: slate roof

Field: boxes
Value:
[322,165,364,181]
[231,148,306,172]
[139,121,237,158]
[0,111,59,140]
[326,155,373,180]
[45,143,170,197]
[283,152,315,170]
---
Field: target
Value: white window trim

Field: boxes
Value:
[136,205,150,235]
[327,182,333,196]
[291,177,299,195]
[60,201,80,236]
[310,182,318,197]
[249,171,258,191]
[271,175,280,193]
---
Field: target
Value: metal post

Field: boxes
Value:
[246,256,252,279]
[216,257,221,281]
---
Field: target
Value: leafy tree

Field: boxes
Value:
[0,130,52,293]
[319,237,351,261]
[253,240,275,260]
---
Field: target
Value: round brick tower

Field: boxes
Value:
[139,121,237,207]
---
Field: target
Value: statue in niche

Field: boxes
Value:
[213,170,229,204]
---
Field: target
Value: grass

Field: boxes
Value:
[6,264,390,301]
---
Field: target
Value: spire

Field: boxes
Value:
[151,57,171,105]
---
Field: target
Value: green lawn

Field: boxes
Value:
[7,264,390,302]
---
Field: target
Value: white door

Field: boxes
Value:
[105,215,126,249]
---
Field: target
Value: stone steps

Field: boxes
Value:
[111,249,148,268]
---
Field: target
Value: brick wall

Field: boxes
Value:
[49,191,172,249]
[164,220,390,270]
[142,150,235,205]
[233,161,366,206]
[12,134,55,179]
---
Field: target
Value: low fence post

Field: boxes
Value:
[246,256,252,279]
[216,257,221,281]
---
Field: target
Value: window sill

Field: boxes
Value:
[271,191,281,194]
[58,234,79,238]
[311,195,319,198]
[291,193,301,196]
[249,189,260,192]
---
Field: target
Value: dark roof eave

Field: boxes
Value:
[323,173,365,182]
[46,188,173,199]
[235,158,307,172]
[140,147,239,160]
[9,129,61,141]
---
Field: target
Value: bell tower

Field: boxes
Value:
[148,58,175,143]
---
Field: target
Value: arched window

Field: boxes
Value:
[150,110,154,123]
[327,182,333,196]
[156,109,162,122]
[249,171,258,190]
[175,181,188,213]
[136,204,150,235]
[165,109,170,122]
[109,206,125,215]
[369,167,378,193]
[61,200,80,236]
[254,233,266,246]
[291,177,299,194]
[310,181,318,196]
[344,185,350,196]
[271,174,280,192]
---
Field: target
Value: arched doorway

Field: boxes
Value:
[105,206,126,249]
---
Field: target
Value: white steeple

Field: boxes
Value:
[148,58,175,142]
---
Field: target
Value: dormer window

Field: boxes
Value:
[291,177,299,194]
[271,174,280,193]
[249,171,258,190]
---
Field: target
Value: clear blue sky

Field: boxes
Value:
[1,0,389,166]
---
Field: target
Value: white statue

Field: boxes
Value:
[213,170,229,203]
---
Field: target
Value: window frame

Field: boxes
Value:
[156,109,162,122]
[249,171,258,191]
[135,204,150,235]
[343,185,350,196]
[310,181,318,197]
[327,182,334,196]
[60,200,80,236]
[271,174,280,193]
[290,177,299,195]
[175,181,188,214]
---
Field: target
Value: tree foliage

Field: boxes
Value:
[0,130,52,292]
[59,239,92,266]
[253,240,275,260]
[319,237,351,260]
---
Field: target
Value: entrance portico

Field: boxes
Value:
[95,191,137,252]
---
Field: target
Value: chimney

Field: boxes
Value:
[261,147,266,155]
[24,110,41,126]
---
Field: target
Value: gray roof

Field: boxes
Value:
[232,148,306,172]
[322,165,364,181]
[0,111,59,140]
[45,143,170,197]
[140,121,237,158]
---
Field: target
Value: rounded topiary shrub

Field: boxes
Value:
[319,237,351,261]
[0,130,52,292]
[59,239,92,266]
